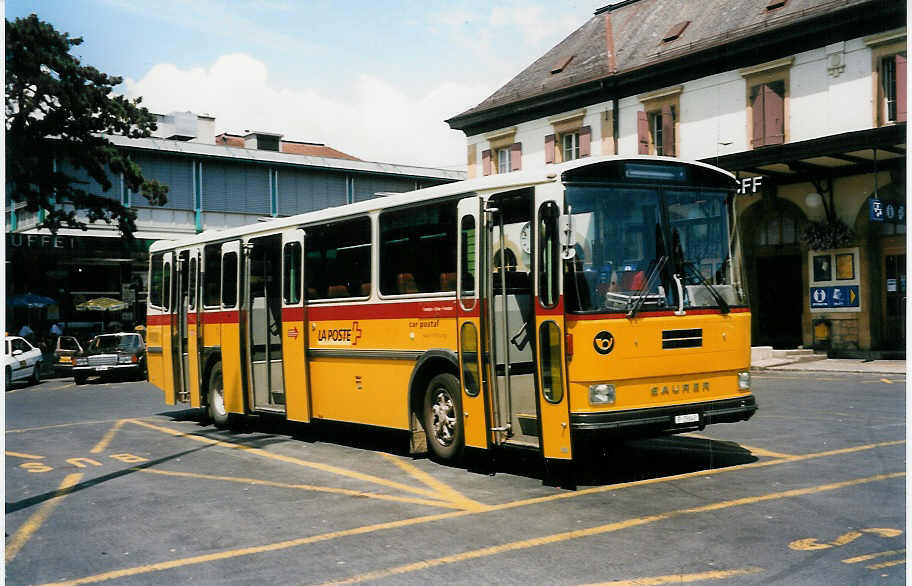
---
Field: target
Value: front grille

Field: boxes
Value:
[88,355,118,366]
[662,328,702,349]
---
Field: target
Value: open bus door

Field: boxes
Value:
[281,228,311,422]
[172,250,191,404]
[219,240,246,416]
[532,192,573,466]
[456,196,488,450]
[185,248,203,407]
[243,234,287,414]
[159,251,177,404]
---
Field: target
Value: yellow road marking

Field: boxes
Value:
[40,510,469,586]
[137,467,466,509]
[6,451,45,460]
[378,452,489,512]
[680,433,795,458]
[880,378,893,384]
[6,473,84,563]
[867,558,905,569]
[6,419,153,434]
[90,419,129,454]
[128,419,441,500]
[584,567,764,585]
[319,472,905,585]
[843,549,906,564]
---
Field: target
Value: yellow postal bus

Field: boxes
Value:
[146,155,756,472]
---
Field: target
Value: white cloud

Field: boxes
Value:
[124,53,489,169]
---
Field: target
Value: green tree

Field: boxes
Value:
[5,14,168,237]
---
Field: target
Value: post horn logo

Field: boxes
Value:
[593,331,615,355]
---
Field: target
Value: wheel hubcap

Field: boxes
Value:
[431,388,456,447]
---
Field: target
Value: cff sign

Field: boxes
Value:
[737,176,763,195]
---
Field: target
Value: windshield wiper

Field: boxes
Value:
[684,262,730,314]
[627,255,669,319]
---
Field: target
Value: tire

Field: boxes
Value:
[29,362,41,385]
[423,373,464,463]
[74,374,87,385]
[207,362,230,428]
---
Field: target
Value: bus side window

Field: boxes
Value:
[283,241,302,305]
[188,257,197,310]
[380,201,457,295]
[150,253,164,308]
[222,252,238,308]
[203,244,221,307]
[163,260,171,312]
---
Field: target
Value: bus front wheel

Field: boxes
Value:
[207,363,230,428]
[423,373,464,463]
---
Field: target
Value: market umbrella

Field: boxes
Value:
[7,293,57,308]
[76,297,127,312]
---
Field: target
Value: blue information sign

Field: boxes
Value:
[870,198,884,222]
[810,285,860,309]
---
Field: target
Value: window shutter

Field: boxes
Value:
[482,149,492,176]
[637,111,649,154]
[896,54,907,122]
[579,126,591,157]
[510,142,522,171]
[751,87,765,148]
[660,105,675,157]
[544,134,555,164]
[763,84,785,145]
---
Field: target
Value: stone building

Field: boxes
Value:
[447,0,906,356]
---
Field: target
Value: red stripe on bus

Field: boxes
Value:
[200,310,241,324]
[147,314,170,326]
[307,300,458,321]
[282,306,305,321]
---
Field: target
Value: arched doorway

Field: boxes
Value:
[741,199,807,348]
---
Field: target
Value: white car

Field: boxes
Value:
[5,336,43,387]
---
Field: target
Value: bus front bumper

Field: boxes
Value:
[570,395,757,437]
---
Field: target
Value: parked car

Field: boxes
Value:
[4,335,43,387]
[73,333,147,384]
[54,335,84,377]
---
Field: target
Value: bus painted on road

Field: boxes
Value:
[146,155,756,471]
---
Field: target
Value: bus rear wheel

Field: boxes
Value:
[207,362,230,428]
[423,373,463,463]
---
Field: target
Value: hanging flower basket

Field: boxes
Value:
[801,219,855,251]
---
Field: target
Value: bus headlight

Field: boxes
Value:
[589,383,615,405]
[738,371,751,391]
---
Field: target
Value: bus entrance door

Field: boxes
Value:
[184,248,203,408]
[456,197,487,450]
[172,250,190,403]
[485,189,540,450]
[531,194,572,463]
[244,234,286,414]
[281,228,310,422]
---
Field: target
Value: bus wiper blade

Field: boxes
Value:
[627,256,669,319]
[684,262,730,314]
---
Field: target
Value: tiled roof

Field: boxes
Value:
[214,133,361,161]
[453,0,880,120]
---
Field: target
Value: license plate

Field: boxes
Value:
[675,413,699,424]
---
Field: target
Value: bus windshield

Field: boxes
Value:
[564,184,745,313]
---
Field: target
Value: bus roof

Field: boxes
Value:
[148,155,735,252]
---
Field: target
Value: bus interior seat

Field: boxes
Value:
[616,270,645,291]
[328,284,350,298]
[359,282,371,296]
[397,273,418,294]
[307,287,318,299]
[439,272,457,291]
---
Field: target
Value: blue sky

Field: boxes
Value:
[7,1,608,169]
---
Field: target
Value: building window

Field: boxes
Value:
[637,88,680,157]
[880,54,906,123]
[755,213,798,247]
[750,81,786,147]
[561,132,580,161]
[496,147,511,174]
[740,58,791,150]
